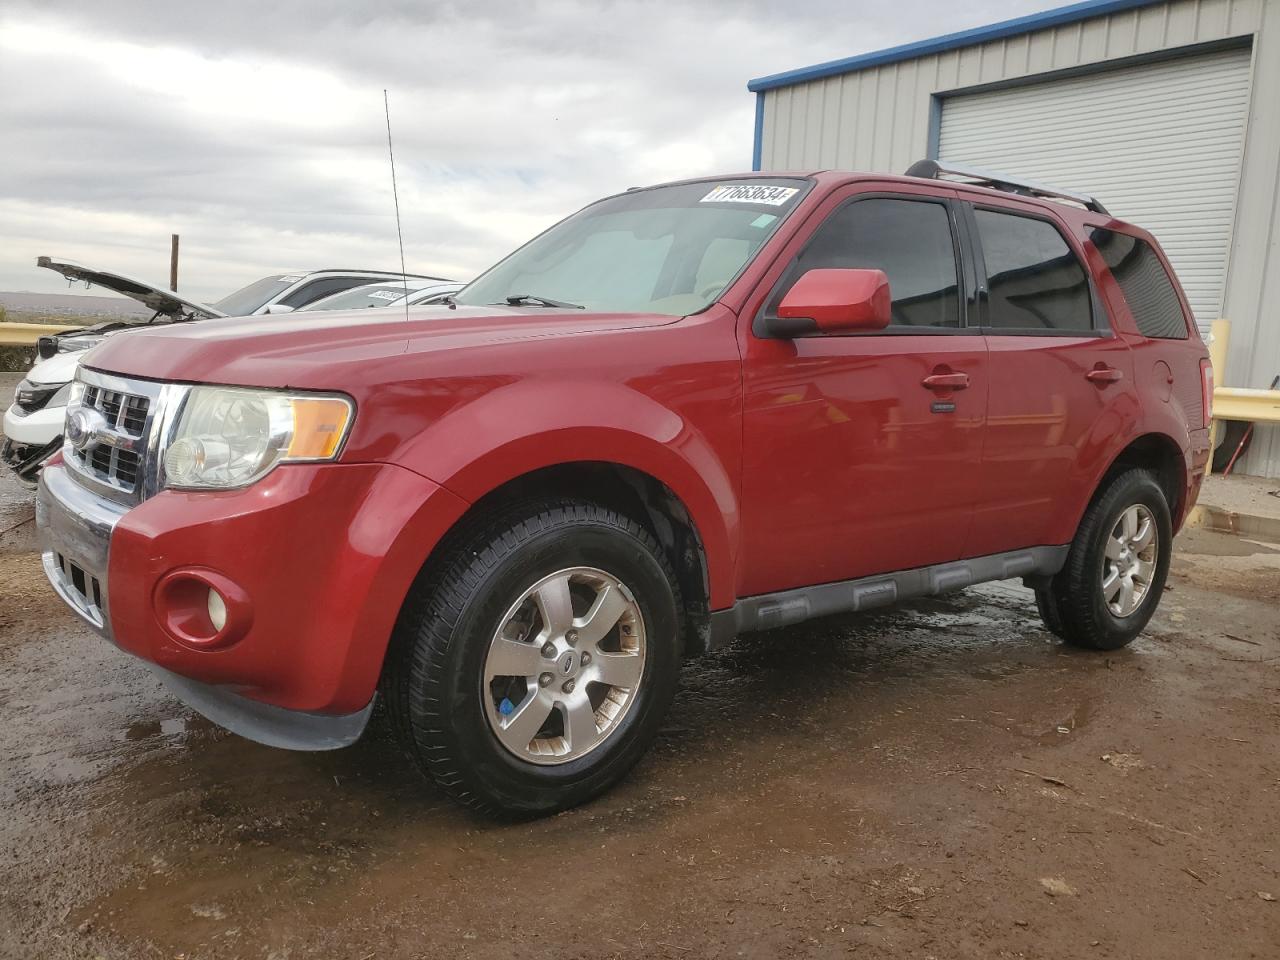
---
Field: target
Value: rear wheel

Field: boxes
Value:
[383,499,682,816]
[1036,469,1172,651]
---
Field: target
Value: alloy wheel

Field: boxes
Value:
[1101,504,1158,617]
[482,567,646,765]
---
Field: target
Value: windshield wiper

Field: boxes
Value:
[501,294,584,309]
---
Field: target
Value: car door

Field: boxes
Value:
[961,199,1138,557]
[737,186,990,597]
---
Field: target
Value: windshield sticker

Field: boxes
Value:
[750,214,778,228]
[700,184,799,206]
[370,290,400,300]
[279,275,303,283]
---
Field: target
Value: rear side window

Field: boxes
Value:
[770,197,961,329]
[1091,229,1188,340]
[974,209,1093,332]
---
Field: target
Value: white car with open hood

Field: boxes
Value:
[2,258,453,481]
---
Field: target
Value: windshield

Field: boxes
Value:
[301,283,422,311]
[213,275,297,316]
[454,178,809,316]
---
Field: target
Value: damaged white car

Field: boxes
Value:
[2,258,453,481]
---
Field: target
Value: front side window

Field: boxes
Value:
[768,197,962,329]
[974,209,1092,332]
[454,179,809,317]
[1091,229,1188,340]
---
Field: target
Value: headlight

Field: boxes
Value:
[162,386,354,490]
[13,380,72,409]
[57,335,107,354]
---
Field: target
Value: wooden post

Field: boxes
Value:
[170,234,180,292]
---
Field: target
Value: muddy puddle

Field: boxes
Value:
[2,517,1278,959]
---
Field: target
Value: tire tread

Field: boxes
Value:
[382,497,681,816]
[1045,468,1171,651]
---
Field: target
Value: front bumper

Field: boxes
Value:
[37,460,469,750]
[3,400,64,446]
[36,462,124,632]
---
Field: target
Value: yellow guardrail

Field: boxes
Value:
[0,321,84,346]
[1214,387,1280,423]
[1207,317,1280,462]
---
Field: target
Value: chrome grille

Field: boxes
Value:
[87,444,142,488]
[82,385,151,437]
[64,368,175,507]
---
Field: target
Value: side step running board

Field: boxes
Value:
[708,546,1069,651]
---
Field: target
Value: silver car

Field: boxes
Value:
[298,279,464,311]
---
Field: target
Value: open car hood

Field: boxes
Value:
[37,257,227,319]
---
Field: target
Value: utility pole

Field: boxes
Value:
[170,234,180,292]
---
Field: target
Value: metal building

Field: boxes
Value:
[748,0,1280,477]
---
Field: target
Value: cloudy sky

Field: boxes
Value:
[0,0,1060,304]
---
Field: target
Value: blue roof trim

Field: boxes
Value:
[747,0,1166,92]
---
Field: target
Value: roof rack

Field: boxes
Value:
[904,159,1109,215]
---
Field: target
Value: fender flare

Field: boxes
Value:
[1069,425,1191,540]
[392,379,740,609]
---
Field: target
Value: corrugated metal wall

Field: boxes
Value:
[757,0,1280,477]
[937,46,1253,331]
[1220,2,1280,476]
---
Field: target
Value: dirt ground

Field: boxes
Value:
[1,466,1278,959]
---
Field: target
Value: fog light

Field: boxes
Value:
[207,588,227,632]
[154,569,250,650]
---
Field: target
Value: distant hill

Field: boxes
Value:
[0,291,150,319]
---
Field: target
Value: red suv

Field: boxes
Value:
[36,164,1212,815]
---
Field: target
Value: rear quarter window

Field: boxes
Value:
[1090,229,1188,340]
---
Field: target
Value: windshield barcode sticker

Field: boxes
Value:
[701,184,799,206]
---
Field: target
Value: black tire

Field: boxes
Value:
[382,499,683,817]
[1034,585,1066,639]
[1211,420,1251,473]
[1039,468,1173,651]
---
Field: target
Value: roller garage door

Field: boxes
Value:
[938,46,1252,332]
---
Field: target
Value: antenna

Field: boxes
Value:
[383,89,410,321]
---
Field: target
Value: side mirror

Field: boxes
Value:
[767,268,891,337]
[263,303,295,315]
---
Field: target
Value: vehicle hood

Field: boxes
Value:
[82,304,683,390]
[24,349,84,388]
[37,257,226,319]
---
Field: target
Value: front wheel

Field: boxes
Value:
[1036,468,1173,651]
[382,500,683,817]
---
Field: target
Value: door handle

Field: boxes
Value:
[1086,366,1123,384]
[922,372,970,391]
